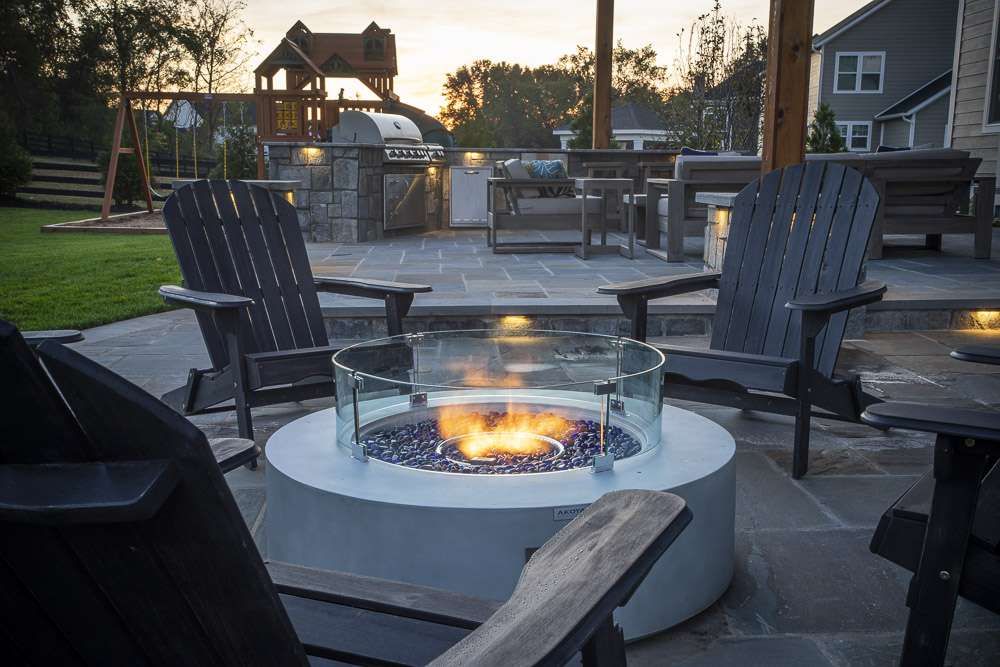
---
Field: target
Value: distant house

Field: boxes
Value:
[809,0,959,152]
[552,102,670,150]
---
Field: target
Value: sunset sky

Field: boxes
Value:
[244,1,871,115]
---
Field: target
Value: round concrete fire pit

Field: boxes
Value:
[266,330,735,639]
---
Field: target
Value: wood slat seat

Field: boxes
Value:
[159,180,432,443]
[601,162,886,477]
[0,319,692,666]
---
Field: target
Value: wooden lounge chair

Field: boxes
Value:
[599,162,886,478]
[159,179,431,441]
[863,345,1000,666]
[0,321,692,666]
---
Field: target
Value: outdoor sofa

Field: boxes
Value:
[806,148,992,259]
[646,154,762,261]
[487,157,604,253]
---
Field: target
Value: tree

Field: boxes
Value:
[806,103,847,153]
[0,0,78,134]
[440,60,576,148]
[439,43,669,149]
[78,0,190,95]
[209,122,255,179]
[180,0,258,140]
[661,0,767,152]
[558,43,669,149]
[0,113,32,200]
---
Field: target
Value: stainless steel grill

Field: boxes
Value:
[329,110,444,164]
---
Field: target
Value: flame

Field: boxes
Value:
[438,405,569,460]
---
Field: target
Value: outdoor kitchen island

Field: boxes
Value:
[265,329,735,640]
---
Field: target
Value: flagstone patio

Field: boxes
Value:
[70,310,1000,666]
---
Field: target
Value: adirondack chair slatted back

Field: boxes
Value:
[164,180,327,370]
[711,163,879,377]
[0,325,307,666]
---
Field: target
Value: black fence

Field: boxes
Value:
[20,131,99,161]
[20,131,218,178]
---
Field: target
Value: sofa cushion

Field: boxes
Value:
[656,195,670,217]
[863,148,971,161]
[674,154,762,180]
[526,159,573,197]
[502,158,540,198]
[515,195,602,215]
[680,147,718,156]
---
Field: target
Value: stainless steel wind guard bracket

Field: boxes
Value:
[349,372,368,462]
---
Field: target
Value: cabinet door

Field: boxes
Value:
[450,166,493,227]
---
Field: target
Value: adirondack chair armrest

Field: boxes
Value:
[21,330,83,348]
[951,346,1000,366]
[158,285,253,311]
[785,281,886,315]
[266,561,501,629]
[597,271,722,300]
[862,402,1000,446]
[429,491,692,667]
[0,460,178,526]
[314,276,432,298]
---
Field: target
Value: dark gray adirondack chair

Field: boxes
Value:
[864,346,1000,667]
[160,179,431,441]
[599,162,886,478]
[0,320,692,666]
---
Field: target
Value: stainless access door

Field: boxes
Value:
[384,173,427,230]
[449,166,493,227]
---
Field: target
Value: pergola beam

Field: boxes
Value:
[592,0,614,149]
[761,0,815,173]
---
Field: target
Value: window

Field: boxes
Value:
[364,36,385,61]
[834,52,884,93]
[836,121,872,152]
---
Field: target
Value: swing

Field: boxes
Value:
[139,102,167,200]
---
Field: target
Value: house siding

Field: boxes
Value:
[808,52,822,119]
[949,0,999,176]
[880,118,911,146]
[817,0,958,127]
[915,94,951,146]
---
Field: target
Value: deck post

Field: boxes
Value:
[761,0,815,173]
[592,0,614,149]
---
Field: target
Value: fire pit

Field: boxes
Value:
[266,329,735,639]
[332,329,663,475]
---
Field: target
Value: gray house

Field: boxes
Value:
[947,0,1000,179]
[809,0,959,151]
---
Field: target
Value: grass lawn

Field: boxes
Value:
[0,207,180,331]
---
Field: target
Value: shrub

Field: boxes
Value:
[0,115,33,200]
[209,124,257,180]
[98,148,145,207]
[806,103,847,154]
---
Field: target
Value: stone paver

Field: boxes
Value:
[306,228,1000,313]
[68,314,1000,665]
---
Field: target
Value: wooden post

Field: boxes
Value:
[592,0,614,149]
[100,101,127,220]
[761,0,814,174]
[101,97,155,219]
